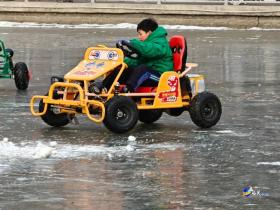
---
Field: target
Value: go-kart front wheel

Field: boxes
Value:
[103,96,138,133]
[39,94,72,127]
[189,92,222,128]
[14,62,29,90]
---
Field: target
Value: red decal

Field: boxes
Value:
[74,70,96,76]
[158,76,178,102]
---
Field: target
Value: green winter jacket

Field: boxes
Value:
[124,26,173,74]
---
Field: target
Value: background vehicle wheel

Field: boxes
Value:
[14,62,29,90]
[139,109,162,124]
[103,96,138,133]
[189,92,222,128]
[39,92,71,127]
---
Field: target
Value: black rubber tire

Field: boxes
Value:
[166,108,184,117]
[103,96,138,133]
[139,109,163,124]
[14,62,29,90]
[189,92,222,128]
[39,92,71,127]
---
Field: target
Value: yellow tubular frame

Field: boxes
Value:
[30,82,106,123]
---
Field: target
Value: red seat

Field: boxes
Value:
[169,35,188,72]
[135,86,156,93]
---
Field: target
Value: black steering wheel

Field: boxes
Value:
[116,40,140,59]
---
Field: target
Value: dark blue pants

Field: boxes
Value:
[126,64,160,91]
[102,64,160,91]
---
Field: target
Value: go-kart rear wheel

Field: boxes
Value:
[139,109,162,124]
[189,92,222,128]
[39,92,72,127]
[103,96,138,133]
[14,62,29,90]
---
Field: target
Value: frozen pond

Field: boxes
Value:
[0,25,279,209]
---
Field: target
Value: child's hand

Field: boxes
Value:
[116,40,139,58]
[116,40,129,49]
[116,40,122,48]
[121,40,130,46]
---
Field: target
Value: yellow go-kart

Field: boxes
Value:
[30,35,222,133]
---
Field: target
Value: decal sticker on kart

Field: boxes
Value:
[107,51,118,60]
[89,50,100,59]
[89,50,119,61]
[85,61,96,68]
[74,61,105,75]
[74,70,96,76]
[158,76,179,102]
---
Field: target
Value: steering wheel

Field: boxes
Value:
[116,40,140,59]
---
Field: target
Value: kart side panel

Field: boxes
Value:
[154,71,183,108]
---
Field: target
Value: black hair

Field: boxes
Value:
[137,18,158,32]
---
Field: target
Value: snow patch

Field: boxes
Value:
[0,138,185,162]
[257,162,280,166]
[33,142,55,159]
[0,139,57,160]
[1,21,279,31]
[215,130,234,134]
[2,137,9,142]
[128,135,136,141]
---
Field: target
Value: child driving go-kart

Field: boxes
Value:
[121,18,173,92]
[103,18,173,93]
[30,20,222,133]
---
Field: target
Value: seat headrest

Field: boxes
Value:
[169,35,187,72]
